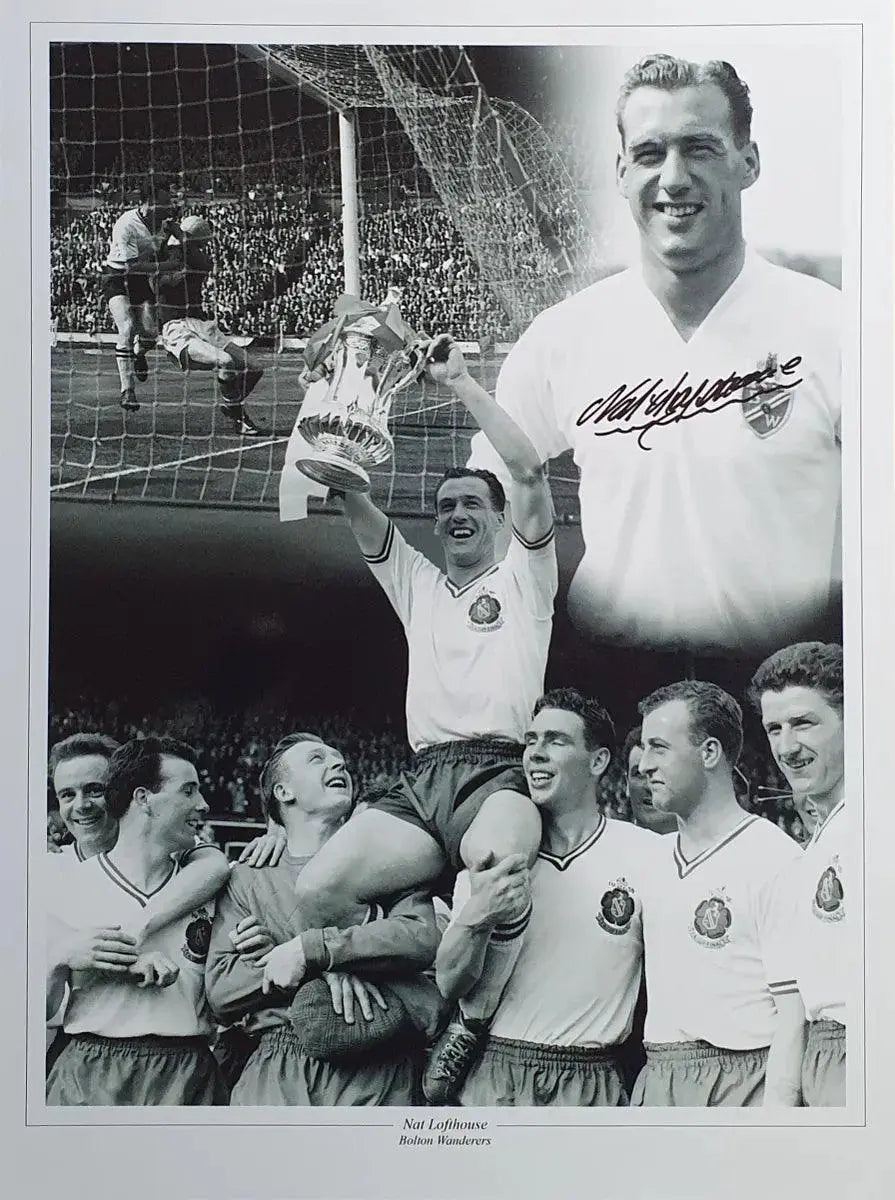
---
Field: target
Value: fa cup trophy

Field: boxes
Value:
[294,289,430,492]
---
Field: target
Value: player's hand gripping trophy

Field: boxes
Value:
[295,288,441,493]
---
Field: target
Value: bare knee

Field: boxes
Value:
[113,313,136,343]
[460,789,542,870]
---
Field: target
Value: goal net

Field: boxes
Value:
[49,43,604,514]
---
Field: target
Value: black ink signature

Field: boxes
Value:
[575,356,803,450]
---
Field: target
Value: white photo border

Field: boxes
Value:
[6,3,893,1198]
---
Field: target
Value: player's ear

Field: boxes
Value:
[739,141,760,191]
[132,786,151,814]
[616,151,629,196]
[273,781,293,809]
[590,747,611,779]
[701,738,723,770]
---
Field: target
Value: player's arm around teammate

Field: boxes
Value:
[207,878,440,1020]
[134,842,231,942]
[435,856,531,1005]
[257,887,440,994]
[46,843,231,998]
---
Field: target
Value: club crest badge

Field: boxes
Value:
[741,352,796,439]
[182,908,213,964]
[596,879,637,935]
[813,857,844,922]
[467,589,504,632]
[691,891,733,948]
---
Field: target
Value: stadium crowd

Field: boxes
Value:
[50,103,586,344]
[47,694,801,843]
[50,193,534,342]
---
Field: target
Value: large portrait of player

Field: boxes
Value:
[35,30,859,1134]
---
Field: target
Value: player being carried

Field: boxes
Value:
[156,215,265,437]
[100,179,181,412]
[278,335,558,1096]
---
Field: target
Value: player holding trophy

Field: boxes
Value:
[274,296,557,1100]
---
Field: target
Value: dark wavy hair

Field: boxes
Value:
[105,736,197,820]
[48,732,120,783]
[616,53,753,148]
[748,642,844,715]
[433,467,506,515]
[532,688,616,755]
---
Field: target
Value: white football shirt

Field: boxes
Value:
[788,801,847,1023]
[105,208,160,272]
[47,849,215,1038]
[364,520,557,751]
[640,814,802,1050]
[469,252,841,653]
[450,815,651,1047]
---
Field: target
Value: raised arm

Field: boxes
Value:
[341,491,391,559]
[426,338,554,545]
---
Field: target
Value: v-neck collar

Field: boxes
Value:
[638,249,757,349]
[97,850,179,907]
[444,563,500,598]
[539,814,607,871]
[809,798,844,847]
[673,813,757,879]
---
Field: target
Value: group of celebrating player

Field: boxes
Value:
[100,183,265,435]
[45,52,847,1109]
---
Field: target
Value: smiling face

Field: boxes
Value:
[638,699,709,818]
[616,83,758,275]
[434,476,504,574]
[276,739,354,821]
[145,755,209,855]
[53,754,117,849]
[523,707,607,812]
[759,685,844,814]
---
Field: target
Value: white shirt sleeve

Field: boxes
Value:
[107,215,142,268]
[505,526,558,622]
[361,519,440,627]
[757,856,801,1001]
[468,316,572,484]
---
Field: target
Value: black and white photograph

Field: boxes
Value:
[7,4,894,1199]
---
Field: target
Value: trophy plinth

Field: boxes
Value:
[294,293,427,494]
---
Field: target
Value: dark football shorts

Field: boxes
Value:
[100,267,155,307]
[373,738,529,867]
[460,1038,628,1107]
[630,1041,769,1107]
[801,1019,845,1107]
[46,1033,228,1106]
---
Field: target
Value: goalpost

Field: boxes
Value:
[49,43,599,514]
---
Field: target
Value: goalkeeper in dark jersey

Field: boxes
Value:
[157,215,264,436]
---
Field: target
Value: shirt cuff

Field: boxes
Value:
[300,928,329,972]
